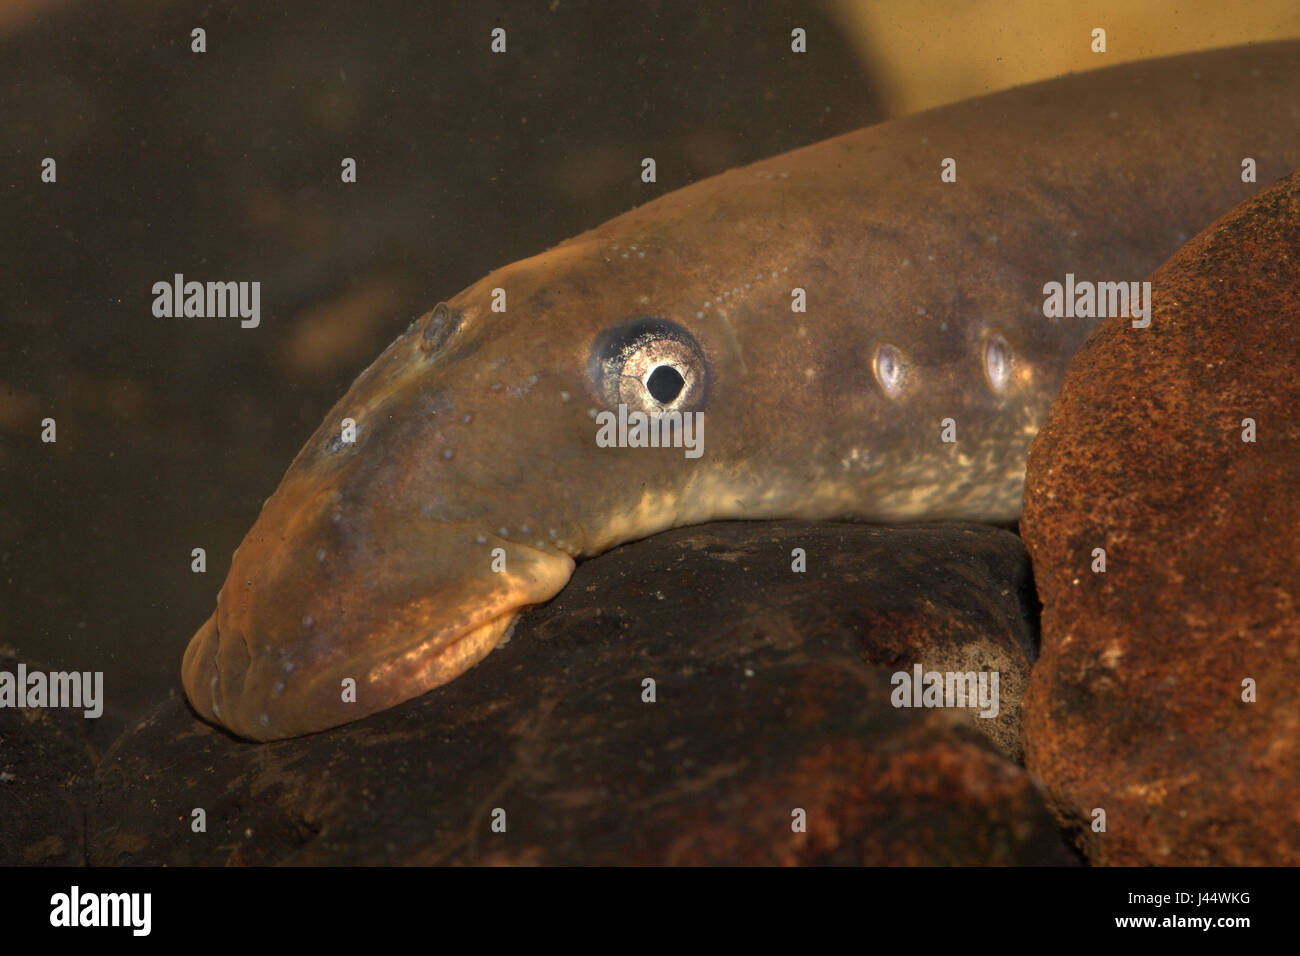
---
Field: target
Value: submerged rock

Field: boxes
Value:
[90,521,1071,865]
[1022,172,1300,865]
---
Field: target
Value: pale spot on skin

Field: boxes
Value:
[840,447,874,472]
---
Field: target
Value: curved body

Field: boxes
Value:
[184,42,1300,740]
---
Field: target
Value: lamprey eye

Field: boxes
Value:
[421,302,463,355]
[874,342,907,398]
[985,333,1011,392]
[589,317,708,413]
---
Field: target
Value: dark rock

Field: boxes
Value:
[1022,172,1300,865]
[90,521,1072,865]
[0,651,97,864]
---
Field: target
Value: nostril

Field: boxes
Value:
[421,302,463,355]
[216,622,252,703]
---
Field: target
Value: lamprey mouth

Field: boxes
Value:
[182,527,574,741]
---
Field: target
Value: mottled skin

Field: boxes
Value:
[184,42,1300,740]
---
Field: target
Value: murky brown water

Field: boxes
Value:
[0,1,885,740]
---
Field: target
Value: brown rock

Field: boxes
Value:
[89,521,1072,865]
[1022,172,1300,865]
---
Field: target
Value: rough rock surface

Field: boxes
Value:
[1022,171,1300,865]
[0,651,97,864]
[89,521,1073,865]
